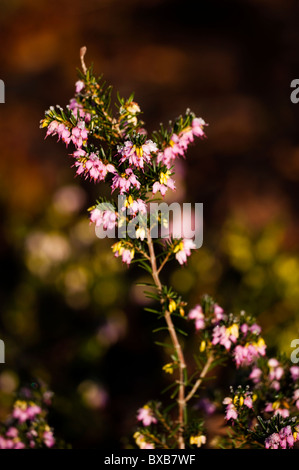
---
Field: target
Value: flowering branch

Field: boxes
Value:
[39,49,299,450]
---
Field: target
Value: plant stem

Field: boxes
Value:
[185,353,214,402]
[80,46,87,75]
[146,229,186,449]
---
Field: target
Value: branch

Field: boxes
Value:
[80,46,88,75]
[185,353,214,403]
[147,228,186,449]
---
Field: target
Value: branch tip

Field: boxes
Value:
[80,46,87,75]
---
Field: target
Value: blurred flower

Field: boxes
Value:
[137,405,157,426]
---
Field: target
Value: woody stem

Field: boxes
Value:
[146,229,186,449]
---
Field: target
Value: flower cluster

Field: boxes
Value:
[42,52,298,450]
[0,383,66,449]
[41,65,206,269]
[265,425,298,449]
[223,387,254,422]
[187,299,266,369]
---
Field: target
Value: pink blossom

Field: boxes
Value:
[250,323,262,335]
[265,402,290,418]
[157,134,185,168]
[290,366,299,381]
[268,359,284,382]
[126,198,147,216]
[293,389,299,409]
[69,98,91,122]
[174,239,196,265]
[188,305,205,330]
[45,120,59,138]
[119,140,158,169]
[74,153,116,182]
[213,304,224,323]
[12,401,41,423]
[152,171,176,197]
[244,395,253,409]
[157,118,207,168]
[192,117,207,138]
[90,208,117,230]
[45,121,72,146]
[225,403,238,421]
[111,169,141,194]
[14,441,25,449]
[265,426,297,449]
[249,367,262,384]
[268,358,279,368]
[265,433,280,449]
[212,324,238,351]
[75,80,85,93]
[6,427,18,439]
[240,323,249,335]
[137,406,157,426]
[71,120,88,148]
[43,430,55,448]
[121,249,134,265]
[276,405,289,416]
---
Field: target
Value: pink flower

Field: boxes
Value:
[268,359,284,382]
[26,404,42,419]
[157,118,207,168]
[137,406,157,426]
[126,198,147,216]
[45,120,59,138]
[234,345,249,367]
[71,121,88,148]
[43,430,55,448]
[233,340,265,368]
[250,323,261,335]
[192,117,207,138]
[212,324,239,351]
[266,426,296,449]
[290,366,299,381]
[277,405,289,416]
[240,323,249,335]
[265,402,289,418]
[268,358,279,368]
[69,98,91,122]
[249,367,262,384]
[119,140,158,169]
[90,208,117,230]
[14,441,25,449]
[6,427,18,438]
[121,248,134,265]
[188,305,205,330]
[111,169,141,194]
[75,80,85,93]
[174,238,196,265]
[157,134,185,168]
[265,433,280,449]
[223,399,238,421]
[244,395,253,409]
[152,170,176,196]
[74,153,116,182]
[12,401,41,423]
[213,304,224,323]
[293,389,299,409]
[45,121,73,146]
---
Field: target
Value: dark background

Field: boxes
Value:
[0,0,299,448]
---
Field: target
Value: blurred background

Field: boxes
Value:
[0,0,299,448]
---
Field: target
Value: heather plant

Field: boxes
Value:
[39,47,299,449]
[0,381,67,449]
